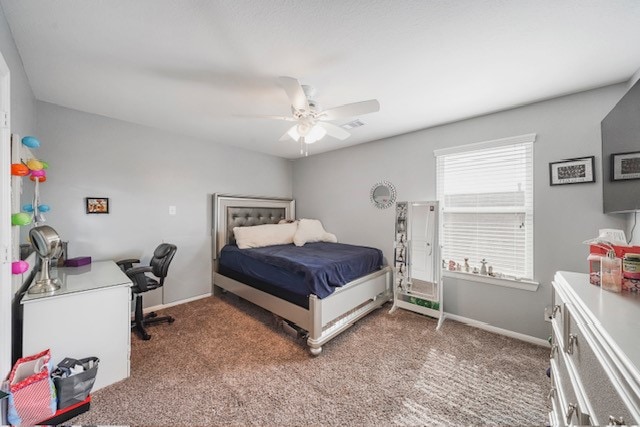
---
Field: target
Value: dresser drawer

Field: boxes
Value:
[549,368,563,427]
[565,303,635,425]
[550,333,590,425]
[551,284,567,348]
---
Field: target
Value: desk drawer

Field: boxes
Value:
[565,303,634,426]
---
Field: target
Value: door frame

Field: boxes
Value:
[0,49,12,378]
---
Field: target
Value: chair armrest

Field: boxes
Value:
[116,258,141,272]
[126,266,152,275]
[125,266,153,292]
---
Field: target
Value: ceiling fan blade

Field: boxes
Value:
[251,114,297,122]
[317,122,350,141]
[319,99,380,121]
[231,113,296,121]
[279,76,309,112]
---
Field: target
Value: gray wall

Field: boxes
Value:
[629,214,639,246]
[1,4,37,372]
[1,3,37,296]
[36,101,292,307]
[0,4,35,137]
[292,84,629,340]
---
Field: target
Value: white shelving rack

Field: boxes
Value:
[389,201,443,328]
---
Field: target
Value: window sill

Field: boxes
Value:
[442,270,539,292]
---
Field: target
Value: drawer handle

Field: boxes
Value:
[547,387,556,400]
[552,304,561,318]
[568,333,578,355]
[608,415,625,425]
[566,403,578,424]
[550,344,558,359]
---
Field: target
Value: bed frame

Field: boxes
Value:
[211,194,392,355]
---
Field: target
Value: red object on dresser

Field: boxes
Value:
[589,244,640,290]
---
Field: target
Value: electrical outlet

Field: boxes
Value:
[544,305,553,322]
[169,205,176,215]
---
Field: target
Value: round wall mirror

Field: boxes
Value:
[370,181,397,209]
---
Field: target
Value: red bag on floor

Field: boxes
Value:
[7,349,57,426]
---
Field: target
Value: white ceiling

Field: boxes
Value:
[2,1,640,159]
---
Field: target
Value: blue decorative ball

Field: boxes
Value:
[22,136,41,148]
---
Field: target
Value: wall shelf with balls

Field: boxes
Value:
[10,134,53,283]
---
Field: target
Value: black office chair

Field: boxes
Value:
[117,243,177,340]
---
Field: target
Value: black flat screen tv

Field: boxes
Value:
[601,78,640,213]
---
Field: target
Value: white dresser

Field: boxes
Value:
[550,271,640,426]
[21,261,132,391]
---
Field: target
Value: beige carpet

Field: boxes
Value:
[73,294,550,426]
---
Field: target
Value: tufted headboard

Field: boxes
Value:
[212,194,295,259]
[225,207,287,245]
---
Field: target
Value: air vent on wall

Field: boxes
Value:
[341,119,365,130]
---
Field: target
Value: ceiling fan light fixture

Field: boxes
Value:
[273,77,379,150]
[305,125,327,144]
[287,126,301,141]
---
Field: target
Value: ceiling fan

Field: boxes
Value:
[264,77,380,152]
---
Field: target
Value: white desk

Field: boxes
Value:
[22,260,132,391]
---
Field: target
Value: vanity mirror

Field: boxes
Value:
[389,201,443,327]
[28,225,62,294]
[370,181,397,209]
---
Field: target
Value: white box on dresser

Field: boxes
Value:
[550,271,640,426]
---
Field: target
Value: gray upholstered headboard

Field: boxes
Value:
[225,207,286,245]
[212,194,295,259]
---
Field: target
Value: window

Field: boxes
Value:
[435,134,535,281]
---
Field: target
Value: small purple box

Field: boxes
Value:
[64,256,92,267]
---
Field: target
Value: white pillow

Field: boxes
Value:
[233,222,297,249]
[293,219,338,247]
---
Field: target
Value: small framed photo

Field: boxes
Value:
[611,151,640,181]
[85,197,109,214]
[549,156,596,186]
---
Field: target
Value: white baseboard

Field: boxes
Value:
[144,292,212,314]
[443,313,550,348]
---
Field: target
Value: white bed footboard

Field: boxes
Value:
[307,268,392,354]
[213,267,392,355]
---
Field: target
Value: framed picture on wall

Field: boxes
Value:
[549,156,595,186]
[85,197,109,214]
[611,151,640,181]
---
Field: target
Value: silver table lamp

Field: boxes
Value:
[28,225,62,294]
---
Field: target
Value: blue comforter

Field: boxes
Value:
[219,242,383,299]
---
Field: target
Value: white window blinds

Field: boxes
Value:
[436,134,535,280]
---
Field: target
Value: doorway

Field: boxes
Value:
[0,49,11,377]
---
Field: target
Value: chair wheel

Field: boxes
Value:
[147,312,158,318]
[168,317,175,324]
[142,333,151,340]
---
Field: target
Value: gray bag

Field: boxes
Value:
[52,357,99,409]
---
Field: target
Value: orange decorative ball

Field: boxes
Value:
[11,164,29,176]
[29,175,46,183]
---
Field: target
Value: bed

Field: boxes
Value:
[211,194,392,355]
